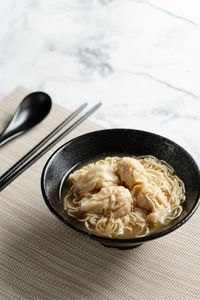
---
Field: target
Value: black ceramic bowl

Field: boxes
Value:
[41,129,200,249]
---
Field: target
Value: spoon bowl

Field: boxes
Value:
[0,92,52,147]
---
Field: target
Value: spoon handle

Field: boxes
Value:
[0,131,20,147]
[0,133,11,147]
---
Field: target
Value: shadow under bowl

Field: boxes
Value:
[41,129,200,249]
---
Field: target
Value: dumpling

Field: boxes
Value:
[147,206,167,225]
[117,157,146,189]
[79,186,133,218]
[132,181,169,212]
[134,207,148,223]
[69,164,119,195]
[69,163,94,183]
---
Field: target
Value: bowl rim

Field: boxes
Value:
[41,128,200,244]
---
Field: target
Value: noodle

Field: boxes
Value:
[63,156,186,238]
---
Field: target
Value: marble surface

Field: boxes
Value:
[0,0,200,164]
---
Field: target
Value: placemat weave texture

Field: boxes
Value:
[0,87,199,300]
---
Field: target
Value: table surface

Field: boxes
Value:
[0,1,200,157]
[0,87,199,300]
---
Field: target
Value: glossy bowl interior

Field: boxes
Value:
[41,129,200,249]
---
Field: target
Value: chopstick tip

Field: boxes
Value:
[96,102,102,108]
[82,102,88,108]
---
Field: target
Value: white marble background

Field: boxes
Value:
[0,0,200,163]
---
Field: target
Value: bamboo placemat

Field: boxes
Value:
[0,87,199,300]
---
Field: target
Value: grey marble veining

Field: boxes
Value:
[0,0,200,163]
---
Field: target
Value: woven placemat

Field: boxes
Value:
[0,87,199,300]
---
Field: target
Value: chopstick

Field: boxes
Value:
[0,102,102,192]
[0,102,87,182]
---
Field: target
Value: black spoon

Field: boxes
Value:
[0,92,52,147]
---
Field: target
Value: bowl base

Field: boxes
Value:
[100,243,142,250]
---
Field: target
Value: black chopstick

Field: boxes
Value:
[0,102,102,191]
[0,102,87,182]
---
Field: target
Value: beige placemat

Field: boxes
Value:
[0,87,199,300]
